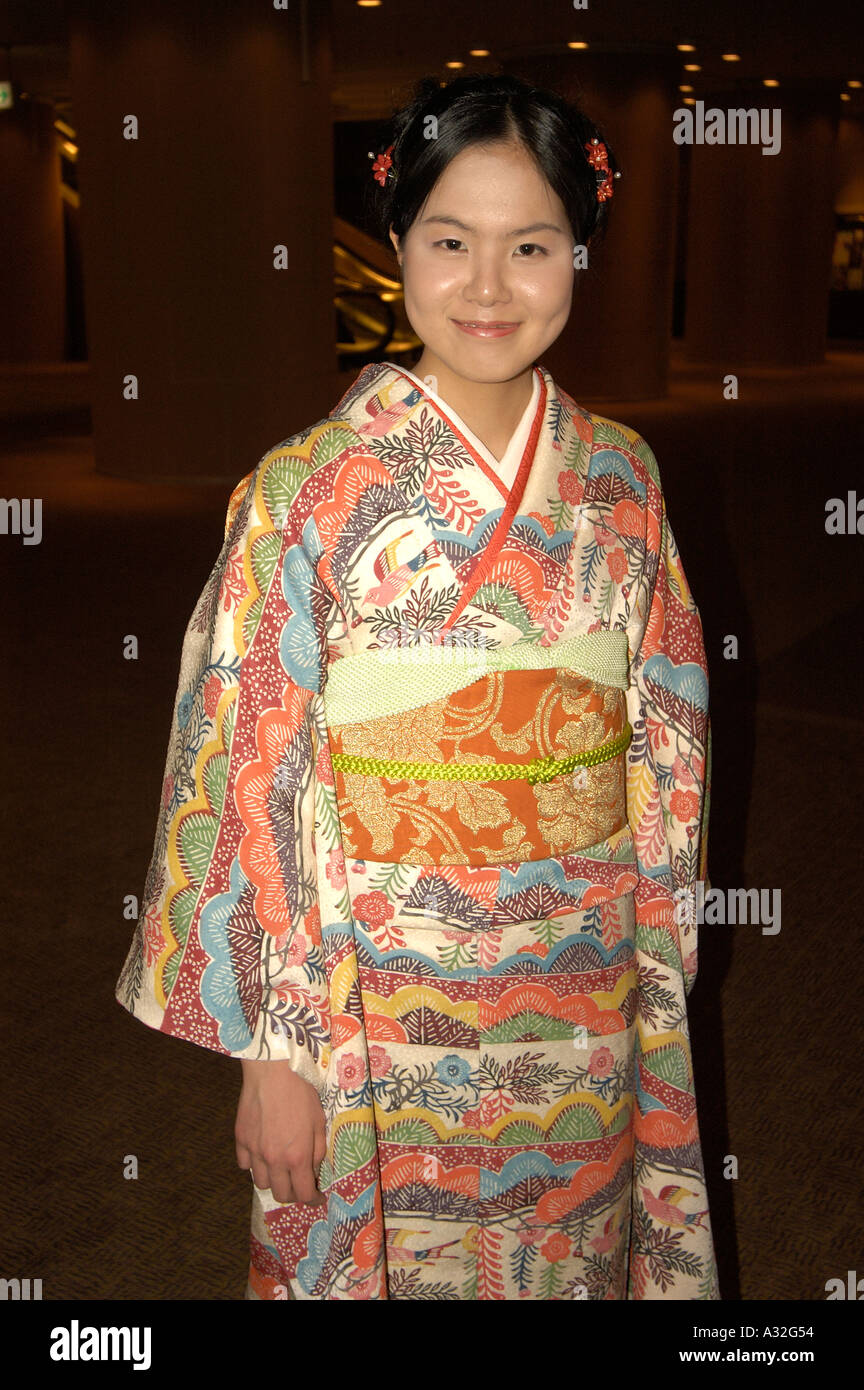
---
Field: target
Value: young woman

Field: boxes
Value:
[117,73,718,1301]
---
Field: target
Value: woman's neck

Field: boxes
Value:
[409,352,535,462]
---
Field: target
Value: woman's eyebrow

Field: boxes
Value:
[420,215,566,237]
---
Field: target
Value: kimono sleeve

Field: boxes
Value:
[624,451,711,997]
[115,448,334,1084]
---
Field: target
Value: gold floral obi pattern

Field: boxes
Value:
[323,638,632,866]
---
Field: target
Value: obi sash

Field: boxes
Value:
[322,632,633,867]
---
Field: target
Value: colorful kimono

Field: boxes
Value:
[116,359,719,1301]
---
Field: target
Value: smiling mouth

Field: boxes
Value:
[453,319,520,328]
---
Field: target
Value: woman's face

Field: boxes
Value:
[389,140,575,384]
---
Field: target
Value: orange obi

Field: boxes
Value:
[325,660,632,866]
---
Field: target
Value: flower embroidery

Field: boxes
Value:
[337,1052,367,1090]
[670,788,700,824]
[303,904,321,947]
[435,1055,471,1087]
[353,890,394,927]
[588,1046,615,1078]
[202,674,223,718]
[325,846,346,890]
[606,547,628,582]
[593,522,618,548]
[176,691,194,729]
[517,1224,546,1246]
[558,469,582,505]
[284,933,307,967]
[672,753,696,787]
[368,1045,392,1079]
[315,743,335,787]
[540,1232,571,1263]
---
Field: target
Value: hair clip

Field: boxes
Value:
[584,137,621,203]
[369,137,617,202]
[368,144,395,186]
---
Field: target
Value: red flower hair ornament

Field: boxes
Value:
[368,143,395,186]
[368,136,620,203]
[583,137,620,203]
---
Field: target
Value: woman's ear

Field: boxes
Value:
[388,226,402,265]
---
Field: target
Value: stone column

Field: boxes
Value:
[67,0,335,480]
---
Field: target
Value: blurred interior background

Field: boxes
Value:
[1,0,862,1303]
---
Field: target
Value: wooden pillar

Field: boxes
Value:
[67,0,336,480]
[0,96,65,361]
[684,84,838,366]
[506,50,683,401]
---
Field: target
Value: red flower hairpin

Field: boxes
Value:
[584,137,621,203]
[369,137,618,202]
[369,144,395,186]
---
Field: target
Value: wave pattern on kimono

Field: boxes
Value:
[116,359,719,1300]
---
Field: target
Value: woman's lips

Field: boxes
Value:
[451,319,521,338]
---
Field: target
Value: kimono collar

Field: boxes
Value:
[328,358,581,507]
[331,358,562,470]
[384,361,542,493]
[323,358,602,651]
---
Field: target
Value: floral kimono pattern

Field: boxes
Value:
[116,359,719,1300]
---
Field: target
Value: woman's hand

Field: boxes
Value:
[235,1058,327,1206]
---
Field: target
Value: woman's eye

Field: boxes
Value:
[432,239,548,256]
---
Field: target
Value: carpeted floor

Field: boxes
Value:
[2,347,862,1300]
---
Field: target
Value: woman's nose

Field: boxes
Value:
[462,257,510,304]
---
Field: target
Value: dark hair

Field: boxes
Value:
[366,72,620,252]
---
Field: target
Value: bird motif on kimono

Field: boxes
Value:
[641,1184,710,1230]
[384,1229,467,1264]
[589,1212,624,1254]
[358,384,424,437]
[353,529,442,620]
